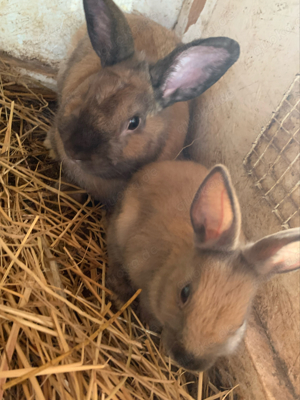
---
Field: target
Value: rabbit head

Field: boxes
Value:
[56,0,240,181]
[147,165,300,371]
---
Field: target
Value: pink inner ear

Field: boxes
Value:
[268,241,300,273]
[163,46,229,98]
[193,172,234,243]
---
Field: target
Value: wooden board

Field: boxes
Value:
[177,0,300,399]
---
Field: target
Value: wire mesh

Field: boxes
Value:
[244,75,300,230]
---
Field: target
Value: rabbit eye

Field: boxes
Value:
[180,284,191,304]
[127,116,140,131]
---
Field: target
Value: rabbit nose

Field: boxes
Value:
[170,343,214,372]
[65,147,91,162]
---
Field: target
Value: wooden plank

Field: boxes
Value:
[0,52,57,96]
[181,0,300,398]
[185,0,207,33]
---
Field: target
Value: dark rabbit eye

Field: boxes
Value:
[180,284,191,304]
[127,116,140,131]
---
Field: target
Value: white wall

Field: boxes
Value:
[132,0,183,30]
[0,0,184,67]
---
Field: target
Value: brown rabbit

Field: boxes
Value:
[107,160,300,371]
[44,0,240,206]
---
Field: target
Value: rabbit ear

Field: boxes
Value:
[150,37,240,108]
[83,0,134,67]
[190,165,241,250]
[243,228,300,277]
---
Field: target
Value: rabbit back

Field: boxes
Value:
[108,161,208,288]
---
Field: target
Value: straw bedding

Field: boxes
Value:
[0,60,238,400]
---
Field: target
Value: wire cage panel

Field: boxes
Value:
[244,75,300,229]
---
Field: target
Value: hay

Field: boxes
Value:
[0,60,238,400]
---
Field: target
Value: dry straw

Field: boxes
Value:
[0,60,237,400]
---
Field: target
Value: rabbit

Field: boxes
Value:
[44,0,240,206]
[106,160,300,371]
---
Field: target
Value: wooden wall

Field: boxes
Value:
[176,1,300,399]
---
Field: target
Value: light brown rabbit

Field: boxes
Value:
[107,160,300,371]
[44,0,240,206]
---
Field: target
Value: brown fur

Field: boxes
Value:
[46,13,187,204]
[45,1,240,206]
[107,160,300,371]
[185,260,254,356]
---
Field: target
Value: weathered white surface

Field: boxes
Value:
[0,0,183,67]
[132,0,183,30]
[0,0,84,66]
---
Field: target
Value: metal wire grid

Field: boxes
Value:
[244,75,300,229]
